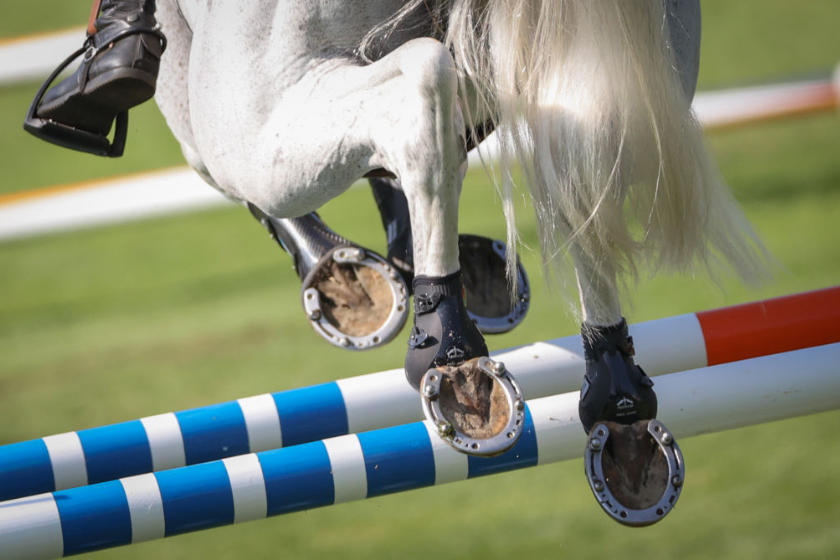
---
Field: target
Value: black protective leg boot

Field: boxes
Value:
[369,177,415,285]
[578,319,657,433]
[404,272,488,390]
[406,272,526,457]
[24,0,165,156]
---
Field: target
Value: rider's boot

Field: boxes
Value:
[24,0,165,156]
[578,320,685,526]
[248,204,409,351]
[405,272,526,457]
[370,177,530,334]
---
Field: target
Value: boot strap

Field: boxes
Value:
[87,0,104,35]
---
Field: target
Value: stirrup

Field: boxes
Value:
[584,419,685,527]
[421,357,525,457]
[24,46,128,157]
[249,204,408,350]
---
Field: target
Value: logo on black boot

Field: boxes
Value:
[616,396,635,410]
[445,344,466,363]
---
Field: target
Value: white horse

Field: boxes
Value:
[154,0,765,525]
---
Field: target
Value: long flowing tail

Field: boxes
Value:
[444,0,768,315]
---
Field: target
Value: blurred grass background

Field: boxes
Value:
[1,1,839,559]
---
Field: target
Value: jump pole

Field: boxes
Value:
[2,286,839,503]
[1,342,838,559]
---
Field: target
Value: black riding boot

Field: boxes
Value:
[25,0,165,155]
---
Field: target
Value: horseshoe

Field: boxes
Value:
[584,419,685,527]
[421,357,526,457]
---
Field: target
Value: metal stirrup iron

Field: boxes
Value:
[24,0,166,156]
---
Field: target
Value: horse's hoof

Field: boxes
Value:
[301,246,408,350]
[248,204,409,350]
[421,356,525,457]
[458,235,530,335]
[584,419,685,527]
[577,319,683,525]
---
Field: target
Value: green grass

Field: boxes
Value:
[1,2,840,559]
[697,0,840,88]
[0,0,89,37]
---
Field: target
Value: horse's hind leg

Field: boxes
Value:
[573,251,658,435]
[572,2,700,525]
[571,232,683,526]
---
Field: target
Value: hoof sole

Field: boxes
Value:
[584,419,684,526]
[422,357,525,457]
[459,235,529,335]
[302,247,408,350]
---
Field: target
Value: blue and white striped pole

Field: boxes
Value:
[4,286,840,503]
[0,312,710,502]
[1,343,838,560]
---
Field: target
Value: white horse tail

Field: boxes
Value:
[445,0,768,312]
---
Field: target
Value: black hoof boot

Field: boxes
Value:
[578,320,685,527]
[404,272,487,389]
[371,177,529,334]
[24,0,166,156]
[406,273,525,457]
[578,320,657,433]
[249,204,408,351]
